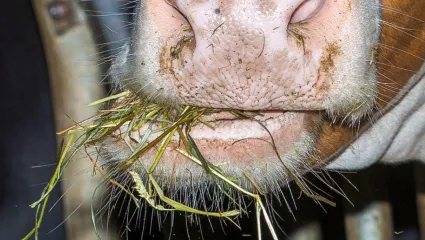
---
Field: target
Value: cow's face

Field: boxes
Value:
[104,0,425,191]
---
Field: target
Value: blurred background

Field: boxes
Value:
[0,1,424,239]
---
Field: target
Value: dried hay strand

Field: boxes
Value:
[24,90,336,240]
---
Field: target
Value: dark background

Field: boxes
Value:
[0,1,65,239]
[0,1,423,240]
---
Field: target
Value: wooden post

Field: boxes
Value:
[31,0,114,239]
[344,166,394,240]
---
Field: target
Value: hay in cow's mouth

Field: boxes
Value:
[24,90,336,240]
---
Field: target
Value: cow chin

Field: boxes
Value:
[104,0,381,192]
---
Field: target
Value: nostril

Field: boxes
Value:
[290,0,325,23]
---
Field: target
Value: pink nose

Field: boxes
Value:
[121,0,329,111]
[174,0,325,35]
[172,0,325,64]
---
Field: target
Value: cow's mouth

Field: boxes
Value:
[134,109,319,158]
[98,98,323,192]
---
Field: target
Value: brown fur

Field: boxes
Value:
[314,0,425,163]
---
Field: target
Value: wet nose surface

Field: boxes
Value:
[152,0,330,110]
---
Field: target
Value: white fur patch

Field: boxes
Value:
[327,64,425,170]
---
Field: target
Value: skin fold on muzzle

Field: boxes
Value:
[103,0,425,192]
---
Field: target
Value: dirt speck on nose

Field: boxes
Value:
[315,42,342,94]
[159,35,195,77]
[170,36,195,60]
[320,42,341,74]
[288,28,306,51]
[347,1,352,11]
